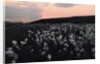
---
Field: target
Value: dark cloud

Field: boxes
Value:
[5,5,42,22]
[55,3,75,8]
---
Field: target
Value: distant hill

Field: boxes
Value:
[30,15,95,24]
[5,15,95,27]
[5,21,24,27]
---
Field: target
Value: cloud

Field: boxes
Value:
[55,3,75,8]
[5,4,42,23]
[40,3,50,6]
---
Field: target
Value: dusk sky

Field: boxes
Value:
[5,0,95,23]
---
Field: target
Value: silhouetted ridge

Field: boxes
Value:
[30,16,95,24]
[5,21,24,27]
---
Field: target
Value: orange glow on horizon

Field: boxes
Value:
[41,4,95,19]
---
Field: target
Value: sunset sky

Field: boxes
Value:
[5,0,95,23]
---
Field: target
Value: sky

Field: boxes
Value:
[5,0,95,23]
